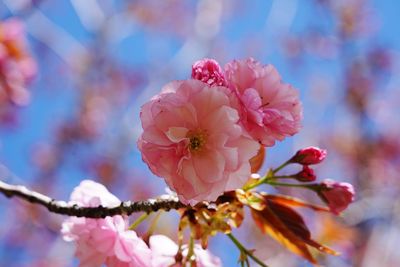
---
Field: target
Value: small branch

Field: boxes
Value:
[272,175,296,179]
[266,181,318,189]
[0,180,186,218]
[272,160,291,174]
[128,213,150,230]
[227,233,269,267]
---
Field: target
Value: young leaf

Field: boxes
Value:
[267,199,339,255]
[262,194,330,212]
[251,205,317,264]
[251,197,339,264]
[249,145,265,173]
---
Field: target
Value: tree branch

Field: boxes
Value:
[0,180,186,218]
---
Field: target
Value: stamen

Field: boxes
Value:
[187,129,208,152]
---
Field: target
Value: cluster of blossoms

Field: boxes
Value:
[0,18,36,107]
[138,58,302,204]
[61,58,355,267]
[62,180,222,267]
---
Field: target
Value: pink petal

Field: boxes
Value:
[192,150,225,183]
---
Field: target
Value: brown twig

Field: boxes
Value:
[0,180,186,218]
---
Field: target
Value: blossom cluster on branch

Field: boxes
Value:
[61,180,221,267]
[58,58,354,266]
[0,48,355,266]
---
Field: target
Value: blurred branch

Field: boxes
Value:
[3,1,88,67]
[71,0,106,32]
[0,180,186,218]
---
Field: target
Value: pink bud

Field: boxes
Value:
[191,58,226,86]
[295,165,316,182]
[318,179,355,214]
[291,146,327,165]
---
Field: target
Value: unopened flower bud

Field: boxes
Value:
[318,179,355,214]
[295,165,316,182]
[291,146,327,165]
[191,58,226,86]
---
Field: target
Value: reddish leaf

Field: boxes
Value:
[267,200,310,239]
[251,197,339,264]
[262,194,330,212]
[305,239,340,255]
[249,145,265,173]
[267,199,339,255]
[251,203,317,264]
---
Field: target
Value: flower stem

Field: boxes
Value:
[243,160,296,191]
[243,169,273,191]
[128,212,150,230]
[186,235,196,265]
[266,180,318,189]
[243,177,268,191]
[272,175,296,179]
[227,233,269,267]
[243,174,296,191]
[146,211,162,236]
[272,160,291,174]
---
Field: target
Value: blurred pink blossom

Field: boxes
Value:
[61,180,151,267]
[149,235,222,267]
[318,179,355,214]
[138,79,259,204]
[0,18,37,106]
[191,58,226,86]
[225,58,302,146]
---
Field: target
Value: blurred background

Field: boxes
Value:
[0,0,399,266]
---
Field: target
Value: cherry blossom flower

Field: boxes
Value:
[138,79,259,204]
[191,58,226,86]
[224,58,302,146]
[291,146,327,165]
[68,179,121,208]
[318,179,355,214]
[61,180,151,267]
[149,235,222,267]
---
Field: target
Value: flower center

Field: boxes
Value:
[187,129,208,153]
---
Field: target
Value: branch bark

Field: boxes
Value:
[0,180,186,218]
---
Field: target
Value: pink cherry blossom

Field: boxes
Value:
[291,146,327,165]
[191,58,226,86]
[61,180,151,267]
[318,179,355,214]
[138,79,259,204]
[91,216,152,266]
[69,179,121,207]
[149,235,222,267]
[224,58,302,146]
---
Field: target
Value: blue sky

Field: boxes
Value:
[1,1,399,266]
